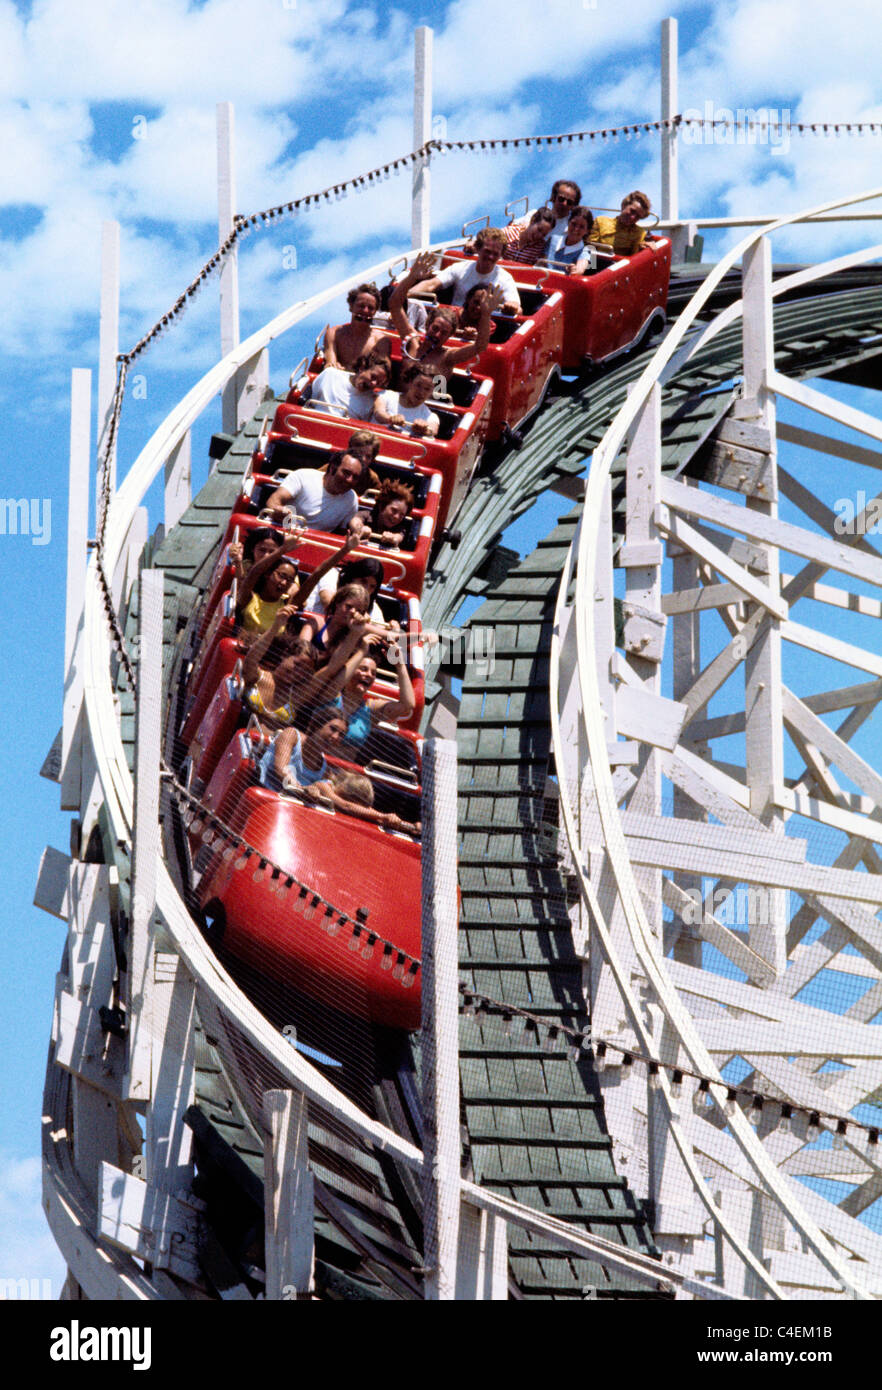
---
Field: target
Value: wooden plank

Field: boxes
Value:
[662,582,744,615]
[34,846,73,919]
[584,809,805,863]
[98,1163,202,1284]
[422,738,462,1301]
[263,1090,315,1300]
[777,420,882,473]
[615,684,688,753]
[782,685,882,807]
[657,508,787,618]
[62,368,91,811]
[619,836,882,906]
[663,879,776,987]
[781,618,882,680]
[660,476,882,592]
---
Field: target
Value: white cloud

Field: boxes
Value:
[680,0,882,115]
[1,0,394,105]
[431,0,705,103]
[0,1151,66,1297]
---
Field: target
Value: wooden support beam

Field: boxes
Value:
[663,878,777,986]
[164,432,191,532]
[217,102,240,435]
[421,738,461,1300]
[411,26,433,249]
[777,420,882,472]
[456,1203,508,1300]
[62,368,91,811]
[656,507,787,619]
[660,475,882,591]
[263,1090,315,1300]
[126,570,164,1105]
[98,1163,202,1284]
[97,221,120,501]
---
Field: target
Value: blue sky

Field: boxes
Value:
[2,0,882,1293]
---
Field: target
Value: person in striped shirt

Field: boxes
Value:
[502,206,556,264]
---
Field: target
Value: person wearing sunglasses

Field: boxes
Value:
[508,179,583,258]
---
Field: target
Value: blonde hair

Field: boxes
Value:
[332,771,374,807]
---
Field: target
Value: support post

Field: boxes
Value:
[411,26,433,249]
[421,737,460,1299]
[217,102,240,434]
[263,1090,315,1300]
[98,221,120,504]
[456,1203,508,1299]
[164,432,192,532]
[126,569,165,1104]
[740,238,787,975]
[621,383,664,935]
[61,369,91,811]
[660,19,678,225]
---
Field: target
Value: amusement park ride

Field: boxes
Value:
[34,21,882,1300]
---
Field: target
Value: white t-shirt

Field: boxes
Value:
[435,260,521,311]
[308,366,376,420]
[373,391,439,435]
[282,468,358,532]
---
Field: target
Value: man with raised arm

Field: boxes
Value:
[407,228,521,314]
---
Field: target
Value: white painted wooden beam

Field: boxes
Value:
[97,221,120,500]
[411,27,433,249]
[657,507,787,618]
[660,18,678,224]
[263,1090,315,1300]
[164,432,191,532]
[456,1203,507,1300]
[62,368,91,811]
[661,477,882,591]
[777,420,882,472]
[421,738,461,1300]
[126,569,164,1106]
[217,102,240,435]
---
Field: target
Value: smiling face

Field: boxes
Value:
[619,197,648,227]
[379,498,408,529]
[424,308,456,347]
[313,715,347,751]
[350,291,379,323]
[566,213,591,242]
[474,242,503,275]
[350,656,377,697]
[402,370,436,406]
[262,560,297,600]
[551,183,579,218]
[325,453,364,495]
[353,363,389,393]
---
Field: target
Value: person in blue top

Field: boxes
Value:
[260,703,348,792]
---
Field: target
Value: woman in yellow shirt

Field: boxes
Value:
[588,191,652,257]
